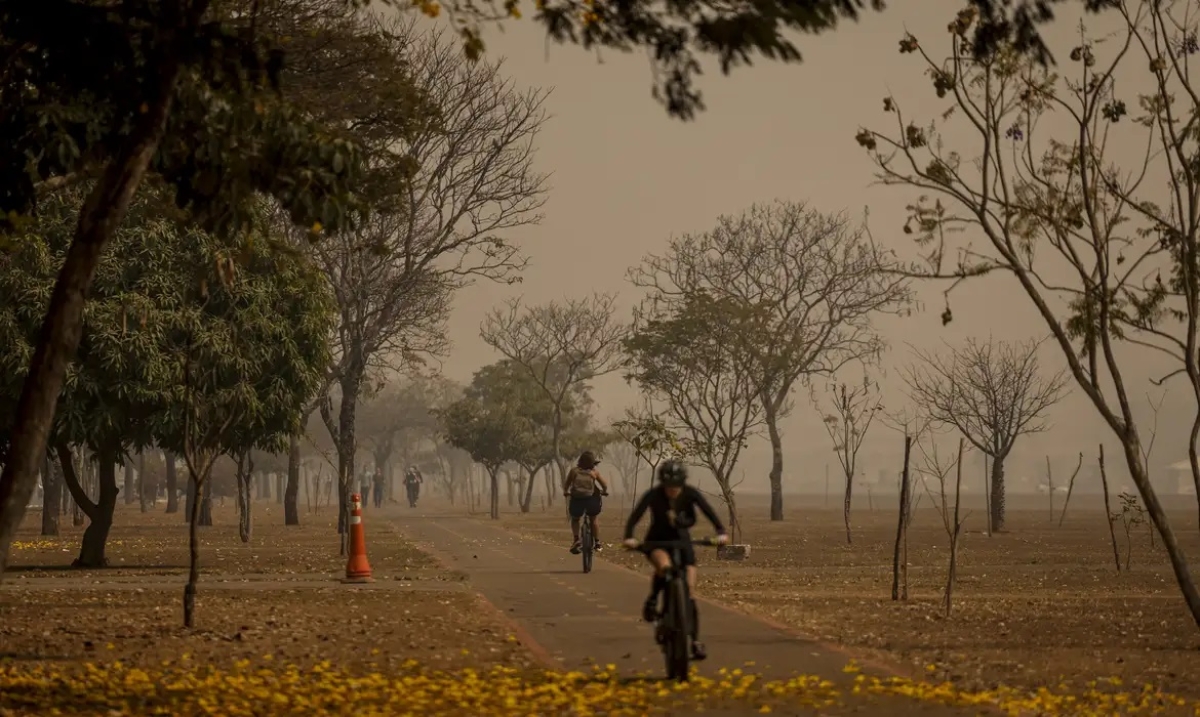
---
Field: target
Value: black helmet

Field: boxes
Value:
[578,450,599,469]
[657,459,688,486]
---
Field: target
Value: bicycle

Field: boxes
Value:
[567,490,608,574]
[625,536,717,682]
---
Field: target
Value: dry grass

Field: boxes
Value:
[488,491,1200,699]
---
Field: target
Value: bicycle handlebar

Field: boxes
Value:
[625,537,722,550]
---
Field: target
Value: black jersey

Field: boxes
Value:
[623,485,726,541]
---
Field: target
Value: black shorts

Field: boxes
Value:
[568,493,602,518]
[642,537,696,567]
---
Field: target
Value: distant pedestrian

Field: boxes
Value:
[359,467,372,509]
[404,466,423,508]
[372,467,385,509]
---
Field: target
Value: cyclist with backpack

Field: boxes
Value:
[563,450,609,554]
[622,459,728,661]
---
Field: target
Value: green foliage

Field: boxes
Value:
[154,210,335,459]
[439,0,1109,119]
[0,0,372,237]
[611,413,691,471]
[438,358,603,472]
[624,291,764,482]
[438,395,521,472]
[0,185,335,460]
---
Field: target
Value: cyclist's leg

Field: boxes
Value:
[568,498,584,552]
[643,549,671,621]
[587,496,602,549]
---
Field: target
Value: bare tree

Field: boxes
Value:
[858,4,1200,626]
[480,294,626,484]
[628,201,909,521]
[883,406,933,601]
[918,435,968,617]
[605,434,641,504]
[307,21,547,548]
[1057,452,1084,526]
[625,293,765,544]
[904,337,1067,532]
[819,378,882,544]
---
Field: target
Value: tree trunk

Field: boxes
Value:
[75,454,119,568]
[236,453,253,543]
[842,472,853,545]
[165,452,179,514]
[182,472,194,522]
[1118,437,1200,629]
[990,457,1006,532]
[41,454,61,537]
[765,408,785,521]
[489,467,500,520]
[329,365,365,554]
[543,470,556,507]
[199,480,213,527]
[715,479,740,544]
[891,435,912,601]
[285,434,301,526]
[0,83,179,579]
[123,457,135,505]
[138,451,149,513]
[275,473,283,505]
[519,466,538,513]
[184,470,204,629]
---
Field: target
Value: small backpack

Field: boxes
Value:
[569,467,597,497]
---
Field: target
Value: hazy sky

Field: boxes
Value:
[414,3,1191,493]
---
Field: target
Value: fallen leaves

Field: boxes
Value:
[0,659,1196,715]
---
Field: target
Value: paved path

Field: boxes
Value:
[392,509,980,716]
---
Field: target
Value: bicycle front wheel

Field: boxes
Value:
[663,578,690,681]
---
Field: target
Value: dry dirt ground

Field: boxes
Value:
[1,501,549,715]
[490,491,1200,702]
[3,499,907,716]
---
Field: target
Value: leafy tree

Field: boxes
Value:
[436,0,1112,118]
[438,366,529,519]
[629,200,909,521]
[1,187,185,566]
[0,0,369,577]
[480,294,626,500]
[855,3,1200,626]
[153,208,333,628]
[625,293,764,542]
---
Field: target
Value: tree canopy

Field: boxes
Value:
[0,185,335,565]
[438,0,1115,119]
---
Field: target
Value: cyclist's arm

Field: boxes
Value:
[562,467,578,494]
[594,471,610,493]
[692,491,728,536]
[623,491,652,540]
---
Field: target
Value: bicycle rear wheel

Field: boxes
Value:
[663,577,690,681]
[581,522,593,573]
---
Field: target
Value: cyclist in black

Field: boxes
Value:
[622,459,728,661]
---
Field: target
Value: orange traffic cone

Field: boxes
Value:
[343,493,374,583]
